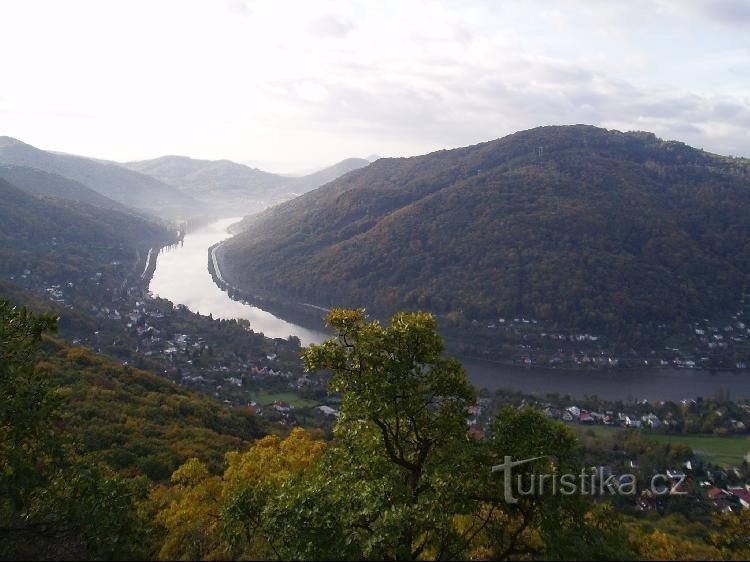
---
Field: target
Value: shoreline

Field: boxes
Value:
[207,241,748,376]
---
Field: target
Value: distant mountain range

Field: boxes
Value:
[219,125,750,335]
[0,137,198,221]
[123,155,373,215]
[0,136,373,221]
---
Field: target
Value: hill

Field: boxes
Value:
[124,154,371,215]
[0,177,174,283]
[38,337,267,479]
[123,155,288,214]
[0,163,140,213]
[219,125,750,335]
[0,137,200,220]
[285,157,372,194]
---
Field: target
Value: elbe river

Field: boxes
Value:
[149,218,750,402]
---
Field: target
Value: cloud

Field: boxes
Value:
[225,0,251,16]
[261,48,750,159]
[1,0,749,166]
[664,0,750,26]
[294,80,329,103]
[308,14,355,38]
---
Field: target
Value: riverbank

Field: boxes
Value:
[145,217,750,402]
[209,238,747,374]
[208,241,332,336]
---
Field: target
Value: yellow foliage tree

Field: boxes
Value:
[152,428,325,561]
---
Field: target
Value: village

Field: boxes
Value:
[464,389,750,517]
[448,310,750,371]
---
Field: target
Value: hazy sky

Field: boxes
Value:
[1,0,748,172]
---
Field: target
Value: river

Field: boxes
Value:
[149,218,750,402]
[149,217,327,346]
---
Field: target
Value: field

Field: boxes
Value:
[250,392,320,409]
[571,425,750,467]
[645,434,750,467]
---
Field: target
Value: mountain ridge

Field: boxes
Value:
[0,137,200,220]
[219,124,750,336]
[124,154,372,215]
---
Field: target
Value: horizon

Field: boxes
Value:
[2,122,744,179]
[1,0,749,171]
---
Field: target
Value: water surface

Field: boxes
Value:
[149,217,327,345]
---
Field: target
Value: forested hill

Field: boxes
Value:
[0,177,174,282]
[0,137,200,220]
[221,125,750,334]
[0,164,132,212]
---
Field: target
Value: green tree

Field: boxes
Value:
[0,300,150,560]
[267,308,478,560]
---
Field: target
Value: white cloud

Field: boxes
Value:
[0,0,748,170]
[308,14,355,38]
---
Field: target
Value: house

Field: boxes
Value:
[643,413,662,429]
[566,406,581,418]
[467,404,483,416]
[317,405,340,418]
[625,416,642,429]
[713,498,734,513]
[542,407,560,418]
[273,400,293,413]
[562,411,574,422]
[579,412,595,424]
[728,488,750,509]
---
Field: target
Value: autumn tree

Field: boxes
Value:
[0,300,150,559]
[152,428,325,560]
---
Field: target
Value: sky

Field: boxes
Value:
[1,0,748,173]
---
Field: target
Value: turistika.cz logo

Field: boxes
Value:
[491,455,687,504]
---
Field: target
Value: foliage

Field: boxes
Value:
[223,125,750,337]
[41,340,268,478]
[152,428,325,560]
[257,309,633,560]
[0,300,151,559]
[0,177,172,283]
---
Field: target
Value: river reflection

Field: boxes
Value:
[462,358,750,402]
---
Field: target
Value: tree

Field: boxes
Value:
[154,308,641,560]
[472,407,636,560]
[0,300,150,560]
[0,301,60,510]
[153,428,325,560]
[287,309,634,560]
[267,308,477,560]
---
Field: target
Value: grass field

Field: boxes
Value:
[250,392,320,409]
[645,434,750,467]
[571,424,750,467]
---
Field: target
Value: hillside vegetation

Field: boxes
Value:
[0,164,132,212]
[221,125,750,335]
[0,177,173,282]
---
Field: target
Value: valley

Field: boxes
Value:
[2,125,750,562]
